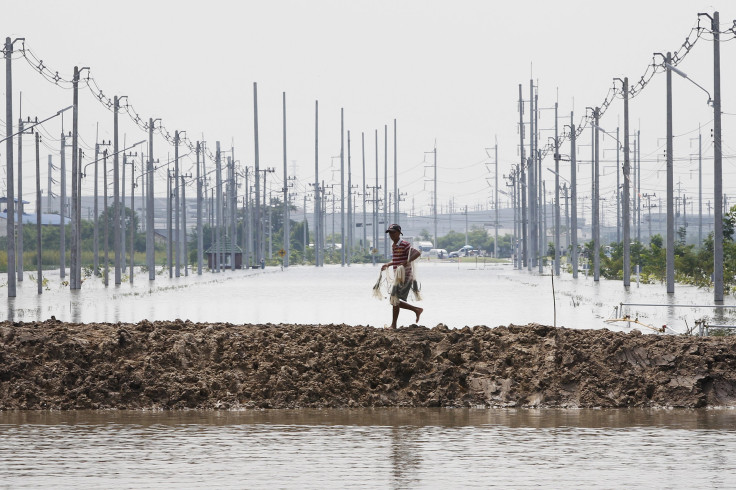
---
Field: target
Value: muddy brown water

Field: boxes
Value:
[2,409,736,488]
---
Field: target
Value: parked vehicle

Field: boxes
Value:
[428,248,449,259]
[414,241,435,254]
[454,245,478,257]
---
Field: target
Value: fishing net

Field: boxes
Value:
[373,262,422,305]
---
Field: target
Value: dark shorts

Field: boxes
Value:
[392,279,418,302]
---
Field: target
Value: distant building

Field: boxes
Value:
[206,239,243,269]
[0,197,71,237]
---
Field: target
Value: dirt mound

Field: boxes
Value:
[1,320,736,410]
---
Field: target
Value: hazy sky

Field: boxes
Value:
[2,0,735,223]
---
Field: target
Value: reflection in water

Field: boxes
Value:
[1,409,736,488]
[390,426,422,487]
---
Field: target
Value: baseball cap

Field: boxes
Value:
[385,224,402,234]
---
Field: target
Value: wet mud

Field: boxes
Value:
[2,319,736,410]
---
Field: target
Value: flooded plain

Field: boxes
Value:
[4,262,736,487]
[4,260,736,333]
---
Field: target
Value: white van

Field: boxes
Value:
[414,241,434,254]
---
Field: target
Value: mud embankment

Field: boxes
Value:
[1,320,736,410]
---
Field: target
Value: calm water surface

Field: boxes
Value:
[1,409,735,488]
[4,261,736,331]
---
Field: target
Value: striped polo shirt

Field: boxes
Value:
[390,239,414,278]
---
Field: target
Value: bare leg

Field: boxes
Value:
[391,301,423,328]
[390,305,400,329]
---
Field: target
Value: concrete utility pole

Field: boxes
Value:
[314,101,321,267]
[535,94,543,274]
[393,119,398,225]
[76,147,82,287]
[147,118,157,281]
[347,130,353,264]
[553,103,560,276]
[494,138,499,259]
[182,173,188,276]
[698,127,703,247]
[93,142,100,275]
[60,131,66,279]
[47,155,52,214]
[564,183,570,251]
[229,156,236,271]
[103,150,110,286]
[616,126,620,243]
[570,114,578,279]
[375,130,379,255]
[70,66,80,290]
[197,142,203,274]
[216,142,223,272]
[244,167,251,267]
[621,77,631,287]
[5,37,16,297]
[356,135,366,253]
[174,130,181,277]
[253,83,262,266]
[709,11,724,303]
[114,96,122,285]
[122,151,127,272]
[341,108,345,266]
[17,118,24,283]
[433,145,438,248]
[129,152,136,283]
[519,84,527,268]
[167,167,173,278]
[283,93,289,268]
[384,125,388,255]
[593,107,600,282]
[636,132,642,245]
[529,80,537,271]
[35,132,42,294]
[665,52,675,294]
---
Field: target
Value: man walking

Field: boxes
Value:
[381,224,423,328]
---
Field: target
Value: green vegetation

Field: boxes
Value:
[553,205,736,292]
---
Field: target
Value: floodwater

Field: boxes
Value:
[3,259,736,332]
[4,261,736,488]
[1,409,736,488]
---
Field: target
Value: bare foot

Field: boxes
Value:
[415,308,423,323]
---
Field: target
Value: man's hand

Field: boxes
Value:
[381,263,388,271]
